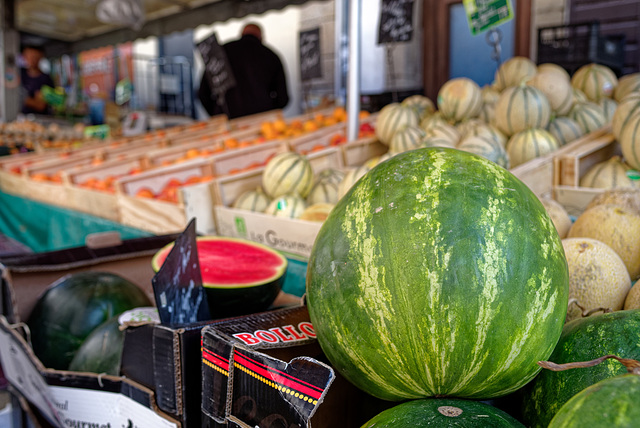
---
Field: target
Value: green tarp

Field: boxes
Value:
[0,191,152,253]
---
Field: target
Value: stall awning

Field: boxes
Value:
[16,0,326,52]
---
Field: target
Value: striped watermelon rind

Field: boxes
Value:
[262,152,314,198]
[362,398,525,427]
[307,148,569,401]
[522,310,640,428]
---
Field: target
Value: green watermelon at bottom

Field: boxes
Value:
[306,147,569,401]
[361,398,525,427]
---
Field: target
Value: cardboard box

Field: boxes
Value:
[0,238,185,427]
[212,148,343,259]
[200,305,388,427]
[0,233,178,323]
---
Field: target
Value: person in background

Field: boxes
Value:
[198,23,289,119]
[20,45,54,115]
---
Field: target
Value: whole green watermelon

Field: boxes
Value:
[68,315,125,376]
[306,147,569,401]
[28,272,151,370]
[362,398,525,427]
[548,374,640,428]
[521,309,640,427]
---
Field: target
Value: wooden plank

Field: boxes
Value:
[0,170,30,197]
[553,185,604,217]
[287,124,347,155]
[341,137,387,167]
[228,109,283,130]
[557,135,619,187]
[65,187,120,222]
[19,179,69,207]
[117,194,187,234]
[210,140,289,177]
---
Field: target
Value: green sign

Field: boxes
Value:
[83,124,111,140]
[234,216,247,236]
[463,0,513,35]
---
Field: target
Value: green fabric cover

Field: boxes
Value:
[0,191,151,253]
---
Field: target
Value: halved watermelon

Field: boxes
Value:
[152,236,288,318]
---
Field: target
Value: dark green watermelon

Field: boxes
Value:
[521,309,640,427]
[361,398,525,427]
[68,315,124,375]
[549,373,640,427]
[27,272,151,370]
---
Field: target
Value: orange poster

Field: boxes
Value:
[79,46,115,98]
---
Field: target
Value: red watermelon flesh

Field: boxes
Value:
[152,237,288,288]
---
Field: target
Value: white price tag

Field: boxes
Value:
[0,319,63,425]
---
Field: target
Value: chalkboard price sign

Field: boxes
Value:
[300,28,322,81]
[197,32,236,97]
[463,0,513,35]
[377,0,415,44]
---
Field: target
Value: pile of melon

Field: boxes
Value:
[372,57,629,172]
[231,152,340,222]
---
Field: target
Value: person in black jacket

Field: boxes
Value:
[20,45,55,115]
[198,23,290,119]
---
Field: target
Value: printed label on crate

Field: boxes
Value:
[49,386,178,428]
[0,318,63,426]
[463,0,513,35]
[215,207,322,259]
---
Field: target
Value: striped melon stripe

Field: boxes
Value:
[623,116,640,168]
[573,104,605,133]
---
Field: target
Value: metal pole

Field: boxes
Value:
[347,0,361,142]
[0,0,19,122]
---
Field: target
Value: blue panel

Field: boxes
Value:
[449,2,516,86]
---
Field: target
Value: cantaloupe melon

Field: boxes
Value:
[437,77,483,123]
[389,125,426,154]
[569,101,607,134]
[529,71,574,116]
[618,111,640,170]
[493,56,537,91]
[401,95,435,119]
[494,85,552,136]
[537,63,571,81]
[547,116,584,146]
[375,103,419,145]
[580,156,640,189]
[457,135,510,168]
[420,116,461,145]
[568,204,640,280]
[420,135,457,149]
[612,93,640,140]
[586,188,640,214]
[264,194,307,218]
[299,203,334,222]
[540,197,572,239]
[262,152,314,198]
[599,98,618,122]
[506,128,559,167]
[624,280,640,310]
[562,237,631,322]
[233,188,271,212]
[614,73,640,102]
[338,165,371,199]
[571,63,618,102]
[307,180,339,205]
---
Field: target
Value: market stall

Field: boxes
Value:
[2,0,640,427]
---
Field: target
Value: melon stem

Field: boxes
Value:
[538,354,640,375]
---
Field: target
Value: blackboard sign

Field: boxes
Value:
[463,0,513,35]
[197,32,236,97]
[377,0,415,44]
[300,28,322,81]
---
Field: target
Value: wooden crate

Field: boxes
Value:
[211,148,342,259]
[551,126,620,216]
[209,140,289,177]
[341,137,387,167]
[115,159,217,235]
[145,127,261,168]
[63,156,147,221]
[228,109,283,130]
[509,125,613,199]
[287,124,347,155]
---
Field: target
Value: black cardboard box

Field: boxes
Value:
[200,305,389,428]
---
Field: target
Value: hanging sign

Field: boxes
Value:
[463,0,514,35]
[299,28,322,81]
[377,0,415,44]
[197,33,237,99]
